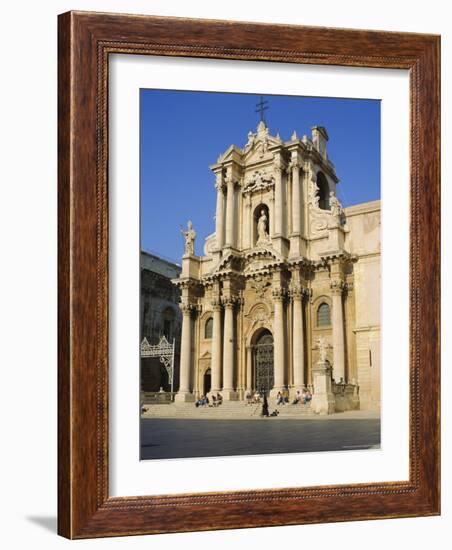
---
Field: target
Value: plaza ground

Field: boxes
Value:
[140,411,380,460]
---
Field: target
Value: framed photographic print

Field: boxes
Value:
[58,11,440,538]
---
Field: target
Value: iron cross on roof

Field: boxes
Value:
[255,96,269,123]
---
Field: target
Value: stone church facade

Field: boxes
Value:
[174,121,380,410]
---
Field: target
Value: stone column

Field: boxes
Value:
[292,286,305,390]
[291,158,301,236]
[225,175,235,248]
[175,304,195,402]
[244,195,252,249]
[270,288,286,397]
[222,299,237,400]
[246,346,253,392]
[274,159,283,237]
[331,279,346,383]
[210,300,222,394]
[214,172,225,249]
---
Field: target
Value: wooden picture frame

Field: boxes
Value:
[58,11,440,539]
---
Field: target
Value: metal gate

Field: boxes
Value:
[254,333,274,393]
[141,335,175,393]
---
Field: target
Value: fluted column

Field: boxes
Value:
[331,279,346,383]
[175,304,194,402]
[210,301,223,393]
[214,172,225,249]
[292,287,305,389]
[271,288,286,396]
[222,299,237,399]
[225,175,235,247]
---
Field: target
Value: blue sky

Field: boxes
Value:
[140,90,380,263]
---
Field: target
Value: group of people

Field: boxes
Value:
[194,389,312,408]
[292,388,312,405]
[245,391,264,405]
[276,390,290,406]
[275,389,313,406]
[195,392,223,408]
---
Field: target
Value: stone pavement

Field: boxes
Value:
[140,414,381,460]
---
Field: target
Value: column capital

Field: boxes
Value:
[214,169,224,189]
[289,285,309,301]
[272,287,287,302]
[273,161,285,173]
[288,158,301,170]
[224,175,239,188]
[330,278,346,295]
[180,302,195,315]
[211,297,222,311]
[221,296,237,308]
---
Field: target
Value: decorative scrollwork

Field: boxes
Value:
[140,336,175,387]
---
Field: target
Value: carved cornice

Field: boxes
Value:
[173,277,201,292]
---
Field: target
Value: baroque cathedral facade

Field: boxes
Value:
[174,120,380,410]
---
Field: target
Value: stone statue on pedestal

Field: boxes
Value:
[181,220,196,256]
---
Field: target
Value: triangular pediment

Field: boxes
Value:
[216,144,243,164]
[243,142,274,164]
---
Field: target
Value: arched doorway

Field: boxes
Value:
[253,330,274,393]
[203,368,212,395]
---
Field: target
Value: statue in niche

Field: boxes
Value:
[256,209,269,245]
[181,220,196,256]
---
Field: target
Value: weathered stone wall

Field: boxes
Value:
[140,251,182,393]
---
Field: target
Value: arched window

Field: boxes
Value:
[316,171,330,210]
[204,317,213,339]
[317,302,331,327]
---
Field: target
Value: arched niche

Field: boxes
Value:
[252,203,270,246]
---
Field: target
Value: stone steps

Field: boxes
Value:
[142,401,313,419]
